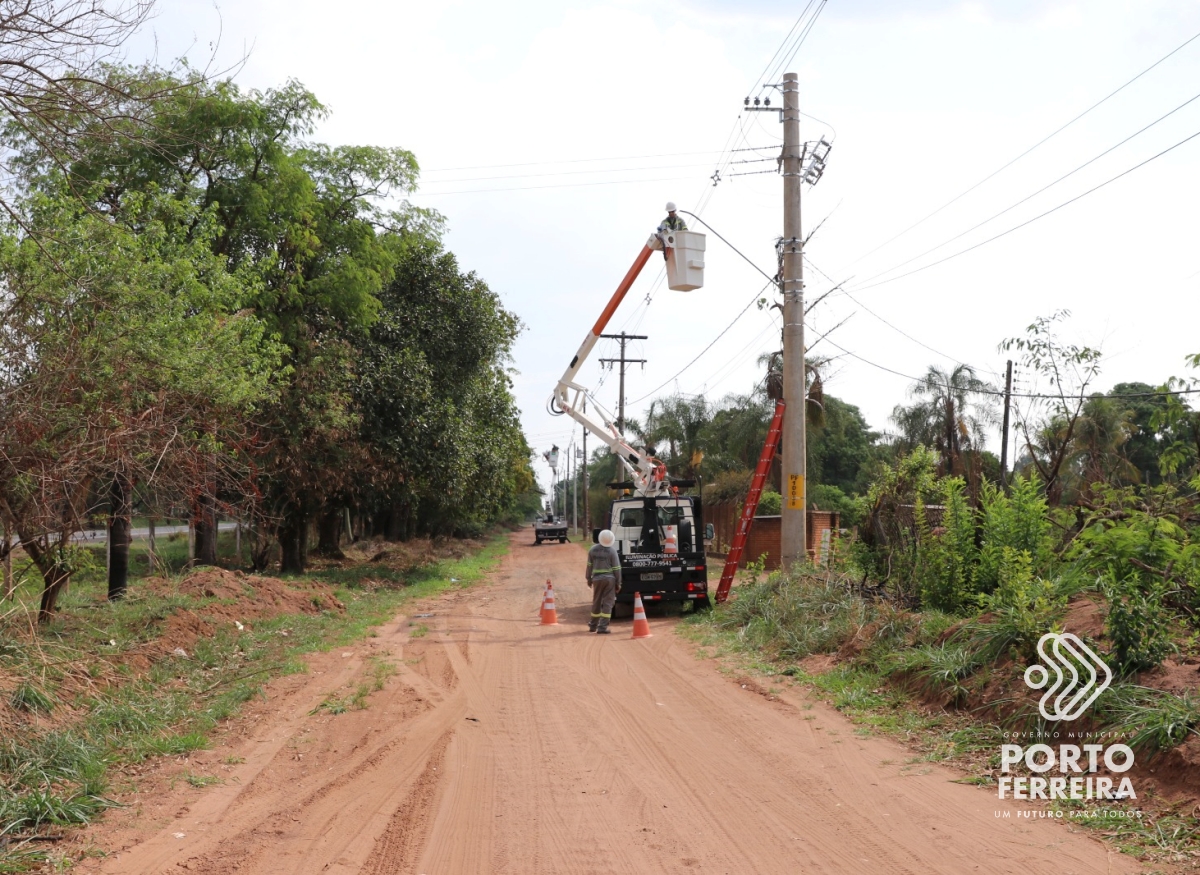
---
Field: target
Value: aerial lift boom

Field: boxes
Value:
[553,226,703,497]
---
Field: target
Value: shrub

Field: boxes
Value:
[967,549,1067,663]
[915,478,980,614]
[1102,570,1175,675]
[756,491,782,516]
[977,474,1052,594]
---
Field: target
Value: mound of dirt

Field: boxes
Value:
[131,569,345,664]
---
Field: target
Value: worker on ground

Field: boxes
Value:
[586,530,622,634]
[657,201,687,260]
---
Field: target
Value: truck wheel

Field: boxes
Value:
[559,537,567,543]
[691,596,712,613]
[533,539,541,546]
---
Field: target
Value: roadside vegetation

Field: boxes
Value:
[0,532,508,871]
[649,313,1200,866]
[0,45,540,622]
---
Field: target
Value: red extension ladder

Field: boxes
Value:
[714,400,786,604]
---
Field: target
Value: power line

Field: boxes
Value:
[819,335,1200,401]
[419,174,697,196]
[804,254,1005,378]
[423,160,722,186]
[678,210,777,285]
[749,0,818,97]
[423,149,728,173]
[852,87,1200,287]
[847,123,1200,295]
[628,280,774,404]
[840,27,1200,271]
[763,0,827,91]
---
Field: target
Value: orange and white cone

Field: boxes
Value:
[631,591,652,639]
[540,581,559,625]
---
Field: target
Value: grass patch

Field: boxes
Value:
[0,531,508,872]
[685,565,1200,864]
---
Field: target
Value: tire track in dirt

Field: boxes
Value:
[359,729,454,875]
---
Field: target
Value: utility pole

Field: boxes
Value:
[780,71,806,568]
[1000,360,1013,490]
[599,331,647,434]
[582,398,590,536]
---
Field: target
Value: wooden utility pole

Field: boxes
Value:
[780,71,807,567]
[582,398,590,537]
[599,331,647,434]
[1000,360,1013,490]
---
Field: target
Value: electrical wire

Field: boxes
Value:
[851,87,1200,288]
[762,0,827,91]
[628,279,774,404]
[847,123,1200,295]
[423,149,729,173]
[678,210,778,285]
[424,161,723,186]
[840,26,1200,271]
[749,0,818,97]
[818,335,1200,401]
[420,174,698,196]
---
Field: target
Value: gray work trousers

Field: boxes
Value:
[590,576,618,628]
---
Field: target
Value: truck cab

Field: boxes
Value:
[600,490,711,613]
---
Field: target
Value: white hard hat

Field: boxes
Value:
[665,201,677,212]
[599,529,615,547]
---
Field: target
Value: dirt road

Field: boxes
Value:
[81,531,1142,874]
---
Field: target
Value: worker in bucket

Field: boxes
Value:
[658,201,687,233]
[586,530,622,634]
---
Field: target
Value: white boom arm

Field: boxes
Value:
[554,239,672,496]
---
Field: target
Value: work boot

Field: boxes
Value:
[596,620,611,634]
[587,620,598,633]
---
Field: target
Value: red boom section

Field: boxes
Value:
[714,400,786,604]
[591,246,653,337]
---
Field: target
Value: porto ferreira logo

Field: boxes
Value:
[1024,632,1113,722]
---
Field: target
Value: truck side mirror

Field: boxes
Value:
[705,523,715,541]
[592,528,601,544]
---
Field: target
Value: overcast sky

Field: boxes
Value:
[136,0,1200,494]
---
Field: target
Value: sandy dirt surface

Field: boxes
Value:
[72,530,1145,874]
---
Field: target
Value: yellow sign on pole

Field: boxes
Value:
[787,474,805,510]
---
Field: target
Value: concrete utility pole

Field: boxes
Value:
[780,71,806,568]
[599,332,647,434]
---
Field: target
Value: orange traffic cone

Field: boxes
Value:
[540,581,559,625]
[663,526,678,555]
[631,591,652,639]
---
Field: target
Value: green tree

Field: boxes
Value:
[0,185,280,617]
[1000,311,1103,506]
[19,72,426,572]
[891,364,995,493]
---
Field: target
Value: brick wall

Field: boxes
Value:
[708,508,841,571]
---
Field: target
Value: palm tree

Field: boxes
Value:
[645,394,709,477]
[892,364,996,491]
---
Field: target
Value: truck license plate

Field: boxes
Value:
[640,572,663,582]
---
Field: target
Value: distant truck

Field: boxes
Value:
[533,512,569,545]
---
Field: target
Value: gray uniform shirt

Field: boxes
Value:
[586,543,622,587]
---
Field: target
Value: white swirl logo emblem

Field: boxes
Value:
[1024,632,1113,721]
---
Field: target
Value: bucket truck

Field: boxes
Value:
[552,224,713,613]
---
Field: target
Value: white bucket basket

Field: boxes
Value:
[662,230,705,291]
